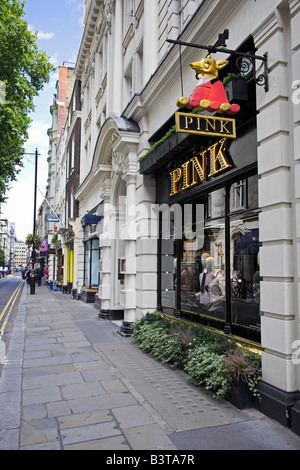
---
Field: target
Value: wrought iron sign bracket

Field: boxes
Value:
[167,29,269,92]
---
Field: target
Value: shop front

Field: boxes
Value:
[140,66,260,343]
[157,170,260,343]
[81,213,102,304]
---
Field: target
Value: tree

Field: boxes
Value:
[0,0,55,202]
[0,246,5,266]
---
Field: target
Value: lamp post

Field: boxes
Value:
[30,148,39,295]
[14,148,40,294]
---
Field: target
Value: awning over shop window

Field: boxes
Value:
[83,214,102,226]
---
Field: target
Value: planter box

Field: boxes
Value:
[80,287,97,303]
[225,78,248,102]
[226,378,253,410]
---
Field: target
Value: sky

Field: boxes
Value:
[2,0,84,241]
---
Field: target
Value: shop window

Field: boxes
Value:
[180,203,226,323]
[159,191,226,323]
[230,216,260,329]
[91,238,99,286]
[230,176,260,332]
[84,238,100,287]
[160,206,177,312]
[84,241,89,286]
[161,236,177,312]
[230,180,246,211]
[158,175,260,340]
[206,188,225,219]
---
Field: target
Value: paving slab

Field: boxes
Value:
[46,401,72,418]
[60,421,122,446]
[22,371,84,390]
[58,410,114,429]
[22,404,47,421]
[1,284,300,451]
[122,423,176,450]
[0,429,19,450]
[60,380,106,399]
[168,419,300,450]
[67,392,138,414]
[63,435,130,450]
[20,418,59,448]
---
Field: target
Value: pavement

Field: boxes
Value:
[1,281,300,452]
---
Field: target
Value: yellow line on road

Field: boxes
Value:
[0,280,24,335]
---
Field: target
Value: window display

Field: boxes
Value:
[180,217,226,322]
[161,237,177,311]
[159,175,260,339]
[84,238,100,287]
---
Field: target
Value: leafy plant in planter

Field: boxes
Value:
[132,315,184,366]
[132,313,262,407]
[51,232,58,244]
[184,344,231,399]
[224,348,262,400]
[185,344,261,405]
[25,233,42,249]
[222,73,248,102]
[222,73,241,87]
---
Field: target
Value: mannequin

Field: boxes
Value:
[196,255,213,306]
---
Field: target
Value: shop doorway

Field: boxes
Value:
[112,178,126,310]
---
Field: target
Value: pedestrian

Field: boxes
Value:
[25,267,31,285]
[36,266,42,286]
[45,267,49,286]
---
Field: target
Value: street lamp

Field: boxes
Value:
[14,148,40,294]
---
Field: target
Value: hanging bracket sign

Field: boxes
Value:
[175,112,236,139]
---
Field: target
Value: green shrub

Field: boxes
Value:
[132,318,184,365]
[223,348,262,398]
[132,313,261,401]
[184,345,231,399]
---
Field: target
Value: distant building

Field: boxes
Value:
[0,215,10,265]
[42,65,76,282]
[14,240,28,267]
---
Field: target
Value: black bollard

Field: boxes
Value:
[30,269,36,295]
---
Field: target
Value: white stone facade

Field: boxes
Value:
[42,0,300,432]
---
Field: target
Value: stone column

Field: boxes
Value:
[98,177,113,319]
[289,0,300,436]
[253,2,300,430]
[77,222,85,294]
[112,0,123,116]
[143,0,158,85]
[135,173,158,318]
[112,133,139,334]
[106,1,114,116]
[119,172,137,336]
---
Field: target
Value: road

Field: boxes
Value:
[0,273,24,371]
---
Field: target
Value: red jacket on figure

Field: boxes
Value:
[177,55,240,116]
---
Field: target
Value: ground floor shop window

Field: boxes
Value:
[84,238,100,287]
[66,245,74,293]
[159,174,261,341]
[57,249,63,283]
[230,214,260,330]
